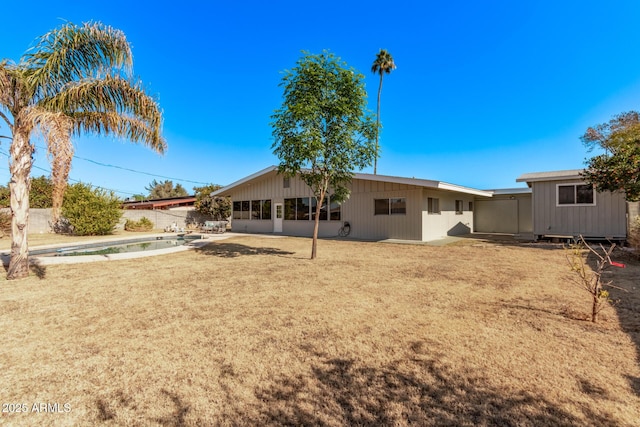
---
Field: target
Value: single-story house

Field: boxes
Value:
[212,166,635,242]
[516,170,628,241]
[211,166,492,241]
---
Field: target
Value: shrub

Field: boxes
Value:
[61,183,122,236]
[0,210,11,237]
[124,217,154,232]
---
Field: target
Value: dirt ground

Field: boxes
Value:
[0,235,638,426]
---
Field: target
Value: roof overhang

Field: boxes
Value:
[516,169,585,183]
[211,166,493,198]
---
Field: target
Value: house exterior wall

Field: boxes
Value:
[228,171,343,238]
[531,179,627,239]
[421,189,474,241]
[474,193,532,235]
[225,171,426,240]
[345,180,423,240]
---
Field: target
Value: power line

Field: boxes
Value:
[0,150,138,196]
[34,144,209,185]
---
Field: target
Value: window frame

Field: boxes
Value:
[374,197,407,215]
[556,183,596,207]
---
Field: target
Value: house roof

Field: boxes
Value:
[211,166,494,198]
[516,169,584,183]
[122,195,197,209]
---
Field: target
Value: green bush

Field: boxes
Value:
[0,210,11,237]
[61,183,122,236]
[124,217,154,232]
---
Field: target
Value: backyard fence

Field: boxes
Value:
[0,208,215,233]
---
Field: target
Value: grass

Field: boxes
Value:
[0,235,639,426]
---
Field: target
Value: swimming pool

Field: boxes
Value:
[33,235,203,257]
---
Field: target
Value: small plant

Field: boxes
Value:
[125,217,154,232]
[565,236,624,323]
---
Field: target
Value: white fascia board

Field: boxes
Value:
[516,169,584,183]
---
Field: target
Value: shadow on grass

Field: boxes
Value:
[91,346,625,426]
[247,349,613,426]
[195,242,295,258]
[0,256,47,279]
[605,250,640,398]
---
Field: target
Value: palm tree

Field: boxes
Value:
[371,49,396,175]
[0,22,165,279]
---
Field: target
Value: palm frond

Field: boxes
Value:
[23,22,133,97]
[69,111,166,154]
[371,49,396,75]
[42,75,161,120]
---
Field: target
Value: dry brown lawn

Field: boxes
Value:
[0,235,639,426]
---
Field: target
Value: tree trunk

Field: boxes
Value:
[374,73,383,175]
[310,191,325,260]
[7,129,34,280]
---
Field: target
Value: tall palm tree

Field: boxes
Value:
[0,22,165,279]
[371,49,396,175]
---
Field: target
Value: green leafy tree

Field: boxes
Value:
[371,49,396,175]
[194,184,231,220]
[145,179,188,199]
[271,51,377,259]
[581,111,640,201]
[61,183,122,236]
[0,22,165,279]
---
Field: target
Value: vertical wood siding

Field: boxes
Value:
[532,180,627,238]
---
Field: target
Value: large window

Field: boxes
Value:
[233,199,271,219]
[374,198,406,215]
[427,197,440,214]
[284,196,340,221]
[557,184,595,206]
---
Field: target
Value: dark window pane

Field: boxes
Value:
[330,199,341,221]
[284,198,296,220]
[390,198,406,214]
[576,185,594,204]
[262,200,271,220]
[241,200,250,219]
[455,200,463,215]
[251,200,261,220]
[312,197,328,220]
[375,199,389,215]
[232,201,241,219]
[558,186,575,205]
[428,197,440,214]
[297,197,310,220]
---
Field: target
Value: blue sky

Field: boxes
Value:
[1,1,640,196]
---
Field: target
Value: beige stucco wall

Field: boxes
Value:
[421,189,474,241]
